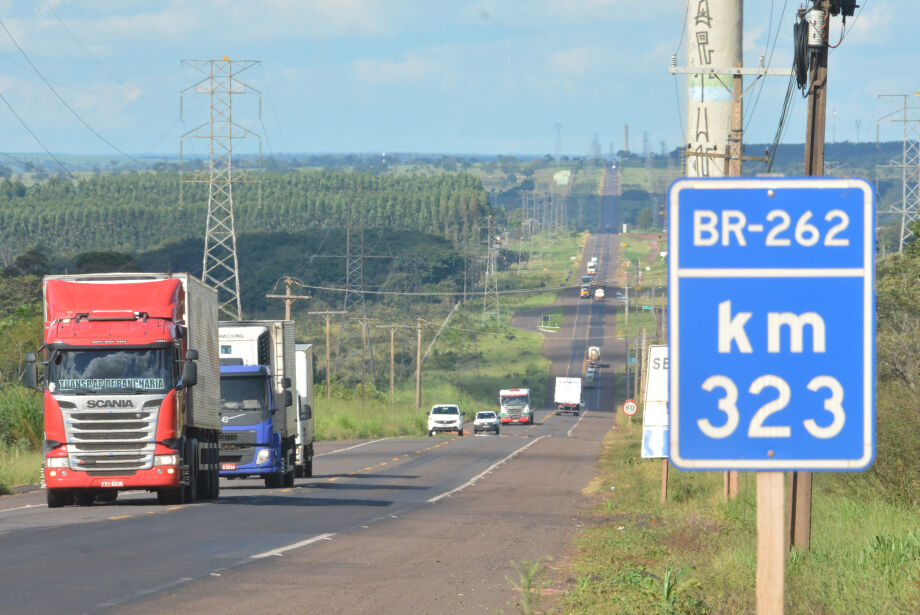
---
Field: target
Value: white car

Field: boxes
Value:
[428,404,464,436]
[473,411,500,435]
[594,288,605,300]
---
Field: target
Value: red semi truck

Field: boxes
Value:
[25,273,221,507]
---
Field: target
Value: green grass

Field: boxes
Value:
[311,231,586,440]
[539,307,565,331]
[0,445,42,494]
[557,376,920,614]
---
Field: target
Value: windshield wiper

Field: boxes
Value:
[53,386,97,395]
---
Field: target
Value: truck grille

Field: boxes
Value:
[505,409,522,418]
[219,429,258,445]
[60,397,160,472]
[219,447,254,464]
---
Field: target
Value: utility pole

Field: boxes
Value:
[266,276,310,320]
[415,316,424,407]
[352,317,377,402]
[482,216,500,325]
[789,0,831,556]
[181,58,261,320]
[376,324,399,406]
[308,310,347,399]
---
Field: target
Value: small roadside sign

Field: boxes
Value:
[623,399,638,416]
[641,345,668,459]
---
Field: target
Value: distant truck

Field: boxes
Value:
[554,377,582,415]
[27,273,221,507]
[583,346,601,388]
[499,388,533,424]
[294,344,315,478]
[217,321,304,488]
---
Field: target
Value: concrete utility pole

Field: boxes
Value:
[308,310,347,398]
[266,276,310,320]
[181,58,262,320]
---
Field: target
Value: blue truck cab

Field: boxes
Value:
[218,321,299,488]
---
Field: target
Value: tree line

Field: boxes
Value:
[0,170,489,256]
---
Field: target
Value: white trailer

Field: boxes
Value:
[554,377,583,415]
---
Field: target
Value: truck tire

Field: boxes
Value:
[157,487,185,505]
[458,428,463,436]
[46,488,72,508]
[74,490,95,507]
[303,458,313,478]
[264,473,282,488]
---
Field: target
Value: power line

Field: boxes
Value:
[48,6,174,112]
[0,90,73,177]
[0,18,151,168]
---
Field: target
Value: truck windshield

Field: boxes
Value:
[221,376,269,411]
[501,396,529,407]
[48,348,172,395]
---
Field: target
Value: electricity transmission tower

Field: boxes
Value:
[181,58,262,320]
[554,123,563,159]
[877,94,920,252]
[482,216,500,325]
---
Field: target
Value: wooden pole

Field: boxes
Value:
[266,276,310,320]
[757,472,785,615]
[789,0,829,553]
[308,310,347,399]
[389,326,395,406]
[415,316,423,408]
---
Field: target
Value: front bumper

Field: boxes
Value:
[501,416,531,424]
[429,424,461,432]
[44,466,182,490]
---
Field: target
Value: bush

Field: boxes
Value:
[0,385,42,449]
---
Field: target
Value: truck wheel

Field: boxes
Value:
[428,430,433,437]
[74,490,95,507]
[157,487,185,505]
[304,458,313,478]
[46,488,72,508]
[97,489,118,504]
[264,473,282,488]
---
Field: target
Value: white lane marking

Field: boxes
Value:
[315,438,393,458]
[251,532,335,559]
[0,503,42,514]
[567,410,588,438]
[428,436,546,503]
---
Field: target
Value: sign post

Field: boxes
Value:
[622,399,637,423]
[641,345,670,501]
[668,178,875,614]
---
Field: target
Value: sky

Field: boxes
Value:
[0,0,915,158]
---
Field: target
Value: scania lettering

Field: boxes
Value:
[499,388,532,424]
[25,273,222,508]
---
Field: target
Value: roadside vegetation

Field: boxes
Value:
[553,232,920,613]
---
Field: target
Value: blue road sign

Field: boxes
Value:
[668,178,875,471]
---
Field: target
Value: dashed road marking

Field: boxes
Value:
[251,533,335,559]
[428,436,547,503]
[315,438,394,458]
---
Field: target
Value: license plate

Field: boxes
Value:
[221,463,237,471]
[99,480,123,488]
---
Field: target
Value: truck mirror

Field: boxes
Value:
[179,361,198,388]
[185,349,199,361]
[24,364,37,389]
[25,351,37,363]
[300,403,312,420]
[282,377,292,389]
[284,390,293,408]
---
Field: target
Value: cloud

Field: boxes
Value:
[546,46,601,76]
[352,54,442,86]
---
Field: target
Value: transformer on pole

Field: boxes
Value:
[181,57,261,320]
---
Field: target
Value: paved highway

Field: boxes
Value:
[0,168,624,614]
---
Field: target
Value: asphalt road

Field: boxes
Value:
[0,170,624,614]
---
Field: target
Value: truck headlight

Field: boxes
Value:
[46,457,68,468]
[154,454,179,466]
[256,449,271,465]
